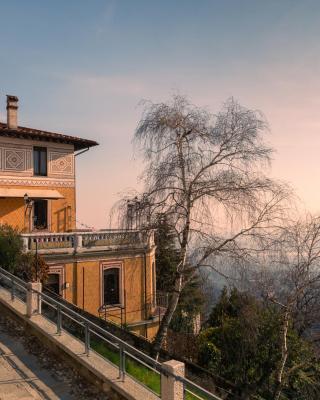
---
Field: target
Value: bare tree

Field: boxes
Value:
[128,95,289,356]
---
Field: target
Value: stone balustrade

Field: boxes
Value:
[21,229,155,255]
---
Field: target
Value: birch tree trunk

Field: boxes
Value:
[273,310,290,400]
[152,272,183,358]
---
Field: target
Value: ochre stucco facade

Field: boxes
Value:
[50,249,159,339]
[0,186,76,232]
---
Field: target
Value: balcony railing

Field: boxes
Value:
[21,229,155,255]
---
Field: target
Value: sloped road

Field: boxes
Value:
[0,329,75,400]
[0,316,109,400]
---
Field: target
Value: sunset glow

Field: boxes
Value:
[1,0,319,227]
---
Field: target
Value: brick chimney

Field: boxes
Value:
[6,95,19,129]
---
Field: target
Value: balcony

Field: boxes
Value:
[21,229,155,255]
[98,291,169,328]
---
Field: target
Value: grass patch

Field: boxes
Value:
[90,338,213,399]
[91,338,161,395]
[186,387,213,400]
[91,339,120,367]
[125,353,161,395]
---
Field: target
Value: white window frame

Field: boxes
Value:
[47,265,65,298]
[100,262,124,308]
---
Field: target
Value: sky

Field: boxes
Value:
[0,0,320,228]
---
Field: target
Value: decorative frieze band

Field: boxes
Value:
[0,176,75,188]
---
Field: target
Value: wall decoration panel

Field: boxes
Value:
[0,145,32,174]
[4,148,26,171]
[49,151,74,176]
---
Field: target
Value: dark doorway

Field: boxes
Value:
[33,199,48,230]
[103,268,120,305]
[45,273,60,295]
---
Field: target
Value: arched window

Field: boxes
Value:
[103,268,120,305]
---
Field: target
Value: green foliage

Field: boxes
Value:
[198,288,320,399]
[15,253,49,283]
[0,224,48,282]
[0,224,23,272]
[155,216,204,332]
[155,216,179,292]
[169,276,204,333]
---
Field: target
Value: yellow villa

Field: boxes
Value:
[0,95,161,340]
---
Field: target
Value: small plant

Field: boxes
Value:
[15,253,49,283]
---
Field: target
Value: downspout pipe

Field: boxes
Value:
[144,250,148,339]
[75,147,89,157]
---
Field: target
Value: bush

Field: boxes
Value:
[0,224,23,272]
[15,253,49,283]
[0,224,48,282]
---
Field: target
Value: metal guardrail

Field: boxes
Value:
[0,266,222,400]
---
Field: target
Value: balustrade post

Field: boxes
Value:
[75,234,83,252]
[22,236,29,252]
[148,230,155,247]
[26,281,42,317]
[161,360,185,400]
[138,231,143,244]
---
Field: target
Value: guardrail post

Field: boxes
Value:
[11,279,15,301]
[57,304,62,335]
[26,282,42,317]
[118,344,126,381]
[84,322,90,356]
[161,360,185,400]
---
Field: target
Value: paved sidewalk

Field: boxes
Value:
[0,328,76,400]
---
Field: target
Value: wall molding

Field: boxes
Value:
[0,176,75,187]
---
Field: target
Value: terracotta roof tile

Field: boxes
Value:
[0,122,98,150]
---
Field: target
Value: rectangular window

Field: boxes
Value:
[103,268,120,305]
[33,147,47,176]
[33,199,48,230]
